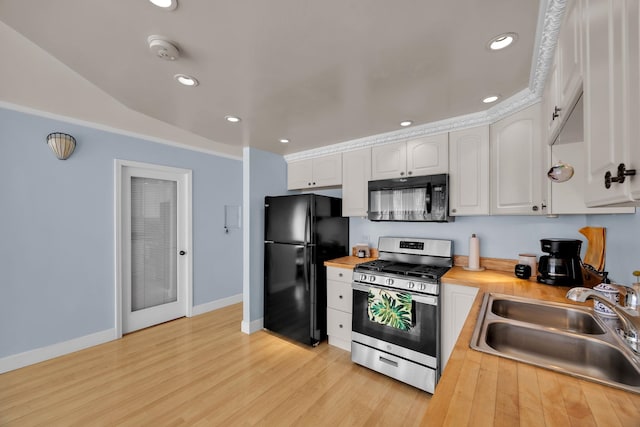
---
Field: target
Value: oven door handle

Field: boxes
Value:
[352,283,438,306]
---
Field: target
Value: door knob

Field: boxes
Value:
[179,250,187,255]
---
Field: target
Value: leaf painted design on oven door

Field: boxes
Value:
[367,289,413,331]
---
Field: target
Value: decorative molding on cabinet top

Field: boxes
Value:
[284,0,566,164]
[529,0,567,97]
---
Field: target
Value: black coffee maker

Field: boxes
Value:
[537,238,584,286]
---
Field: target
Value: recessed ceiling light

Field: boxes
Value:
[279,138,290,144]
[400,120,413,127]
[174,74,198,87]
[225,115,241,123]
[149,0,177,10]
[488,33,518,50]
[482,95,500,104]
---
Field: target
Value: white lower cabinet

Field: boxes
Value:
[326,266,353,351]
[441,282,479,372]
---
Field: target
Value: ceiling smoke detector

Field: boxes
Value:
[147,35,180,61]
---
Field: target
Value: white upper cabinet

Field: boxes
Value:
[371,141,407,180]
[548,141,635,214]
[342,148,371,217]
[448,126,490,216]
[544,0,583,145]
[406,135,449,176]
[490,103,546,215]
[371,134,448,180]
[558,0,583,112]
[287,153,342,190]
[583,0,640,206]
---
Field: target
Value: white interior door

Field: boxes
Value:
[117,161,192,334]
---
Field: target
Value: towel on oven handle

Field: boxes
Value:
[367,288,413,331]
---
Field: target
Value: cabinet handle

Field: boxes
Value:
[338,272,343,277]
[540,202,547,210]
[451,208,457,213]
[339,295,343,299]
[339,324,343,328]
[605,163,636,188]
[400,172,405,176]
[552,106,561,120]
[312,182,316,185]
[532,205,539,212]
[308,182,312,186]
[408,171,413,176]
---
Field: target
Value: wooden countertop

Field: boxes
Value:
[324,255,377,269]
[425,267,640,426]
[323,257,640,425]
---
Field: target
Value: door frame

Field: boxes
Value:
[114,159,193,338]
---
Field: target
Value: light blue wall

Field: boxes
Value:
[0,107,242,358]
[350,211,640,283]
[586,213,640,284]
[243,147,289,323]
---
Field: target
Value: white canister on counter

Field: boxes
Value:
[593,283,620,317]
[518,254,537,275]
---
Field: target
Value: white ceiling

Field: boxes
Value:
[0,0,544,156]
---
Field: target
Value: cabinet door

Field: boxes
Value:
[550,141,635,214]
[583,0,628,206]
[441,283,478,372]
[371,142,406,179]
[558,0,583,111]
[287,159,313,190]
[627,0,640,201]
[312,153,342,187]
[448,126,490,216]
[490,103,545,215]
[543,52,561,144]
[406,134,449,176]
[342,148,371,217]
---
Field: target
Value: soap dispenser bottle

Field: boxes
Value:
[593,272,619,317]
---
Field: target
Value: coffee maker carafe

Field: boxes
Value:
[537,238,583,286]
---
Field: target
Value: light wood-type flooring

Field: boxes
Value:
[0,304,431,426]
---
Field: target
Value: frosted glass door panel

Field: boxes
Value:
[131,177,177,311]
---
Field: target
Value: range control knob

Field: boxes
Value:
[360,274,367,281]
[408,282,415,289]
[385,278,394,286]
[419,283,427,291]
[369,275,376,282]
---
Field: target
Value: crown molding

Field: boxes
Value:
[284,0,566,163]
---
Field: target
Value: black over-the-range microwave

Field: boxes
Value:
[367,174,453,222]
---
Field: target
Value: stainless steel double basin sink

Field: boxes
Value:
[471,293,640,394]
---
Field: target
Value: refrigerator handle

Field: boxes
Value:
[305,203,311,244]
[303,246,310,292]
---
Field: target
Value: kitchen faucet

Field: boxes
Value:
[566,287,640,353]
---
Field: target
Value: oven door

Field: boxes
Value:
[351,282,439,367]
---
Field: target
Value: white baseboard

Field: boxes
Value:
[241,318,264,334]
[0,294,244,374]
[191,293,243,316]
[0,328,116,374]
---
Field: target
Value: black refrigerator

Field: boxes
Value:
[264,194,349,346]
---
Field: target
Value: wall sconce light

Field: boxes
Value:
[46,132,76,160]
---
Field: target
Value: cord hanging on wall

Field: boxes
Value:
[46,132,76,160]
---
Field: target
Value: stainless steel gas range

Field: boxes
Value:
[351,236,453,393]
